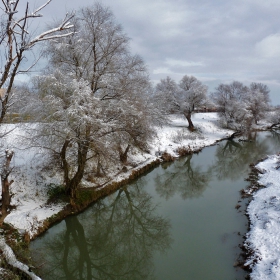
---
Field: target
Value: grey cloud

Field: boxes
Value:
[22,0,280,104]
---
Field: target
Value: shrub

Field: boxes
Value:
[176,146,192,156]
[172,128,204,144]
[46,183,67,203]
[161,152,175,162]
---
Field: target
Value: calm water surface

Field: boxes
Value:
[30,131,280,280]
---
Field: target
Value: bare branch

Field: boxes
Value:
[27,31,74,48]
[0,0,74,125]
[33,0,52,16]
[26,14,74,49]
[11,0,52,29]
[1,0,8,11]
[17,55,41,74]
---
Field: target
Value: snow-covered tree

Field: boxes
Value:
[211,81,271,135]
[154,76,179,114]
[154,75,208,130]
[269,106,280,129]
[28,3,154,199]
[211,81,250,131]
[0,0,73,124]
[245,83,270,124]
[178,75,208,130]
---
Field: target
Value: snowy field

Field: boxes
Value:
[245,154,280,280]
[1,112,231,238]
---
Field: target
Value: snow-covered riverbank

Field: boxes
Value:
[245,154,280,280]
[1,112,280,280]
[2,113,231,238]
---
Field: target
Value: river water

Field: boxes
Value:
[30,131,280,280]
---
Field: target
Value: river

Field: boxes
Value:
[30,131,280,280]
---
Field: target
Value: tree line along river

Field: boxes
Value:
[30,131,280,280]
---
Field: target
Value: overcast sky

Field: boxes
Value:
[24,0,280,104]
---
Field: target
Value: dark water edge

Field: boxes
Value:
[30,131,280,280]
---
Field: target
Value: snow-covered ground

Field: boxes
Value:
[245,154,280,280]
[1,113,231,238]
[150,113,230,156]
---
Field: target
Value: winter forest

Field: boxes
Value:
[0,1,280,279]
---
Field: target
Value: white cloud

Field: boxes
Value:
[152,59,205,77]
[153,67,172,75]
[165,59,205,67]
[255,34,280,58]
[23,0,280,105]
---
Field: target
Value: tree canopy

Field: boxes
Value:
[154,75,208,130]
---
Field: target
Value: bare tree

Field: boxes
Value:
[0,0,73,123]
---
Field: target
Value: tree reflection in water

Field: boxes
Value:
[154,132,279,200]
[266,129,280,148]
[31,184,172,280]
[154,154,210,200]
[211,135,271,181]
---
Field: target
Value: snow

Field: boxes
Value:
[0,236,42,279]
[148,113,230,157]
[1,113,230,238]
[0,124,66,239]
[245,154,280,280]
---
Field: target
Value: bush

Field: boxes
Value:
[172,128,204,144]
[46,183,67,203]
[161,152,175,162]
[176,146,192,156]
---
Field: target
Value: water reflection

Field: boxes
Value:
[31,185,172,280]
[31,132,280,280]
[211,136,271,180]
[154,132,279,200]
[154,154,210,200]
[267,129,280,147]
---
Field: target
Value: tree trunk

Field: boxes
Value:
[96,156,102,177]
[67,140,89,199]
[183,112,194,131]
[1,150,14,216]
[60,139,70,187]
[268,123,280,130]
[60,139,89,200]
[119,144,130,164]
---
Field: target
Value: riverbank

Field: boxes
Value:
[243,153,280,280]
[1,113,278,279]
[1,113,231,240]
